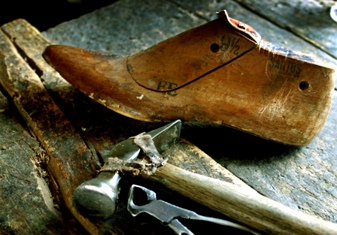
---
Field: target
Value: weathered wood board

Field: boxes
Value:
[0,91,68,234]
[0,0,336,234]
[0,25,100,235]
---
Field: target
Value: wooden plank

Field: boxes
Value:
[235,0,337,60]
[0,25,100,235]
[0,91,69,235]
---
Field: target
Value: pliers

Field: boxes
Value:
[127,184,259,235]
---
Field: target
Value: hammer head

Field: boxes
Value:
[73,171,121,218]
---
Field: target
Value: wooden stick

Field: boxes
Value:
[143,163,337,235]
[0,23,100,235]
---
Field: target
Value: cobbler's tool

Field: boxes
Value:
[127,184,259,235]
[73,127,337,234]
[42,10,335,146]
[72,120,181,218]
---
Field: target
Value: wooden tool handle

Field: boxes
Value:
[143,163,337,235]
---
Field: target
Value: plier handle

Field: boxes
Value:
[127,184,260,235]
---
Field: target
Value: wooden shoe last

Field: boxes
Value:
[43,10,335,146]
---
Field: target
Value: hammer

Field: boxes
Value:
[73,121,337,235]
[73,120,182,218]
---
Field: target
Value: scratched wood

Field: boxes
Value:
[0,90,70,234]
[0,28,102,235]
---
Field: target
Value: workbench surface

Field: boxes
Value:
[1,0,336,234]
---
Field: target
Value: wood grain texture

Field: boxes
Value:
[0,25,100,235]
[0,91,68,234]
[144,163,337,235]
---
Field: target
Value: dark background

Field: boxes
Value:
[0,0,117,31]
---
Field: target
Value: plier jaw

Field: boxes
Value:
[127,184,259,235]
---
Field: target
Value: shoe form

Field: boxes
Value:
[43,10,335,146]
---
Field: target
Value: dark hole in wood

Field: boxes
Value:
[210,43,220,53]
[299,81,309,90]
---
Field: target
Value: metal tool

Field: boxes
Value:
[71,120,337,235]
[72,120,182,218]
[127,184,259,235]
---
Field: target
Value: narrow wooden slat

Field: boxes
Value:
[0,27,101,235]
[0,92,68,234]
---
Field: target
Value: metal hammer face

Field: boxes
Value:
[72,120,182,218]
